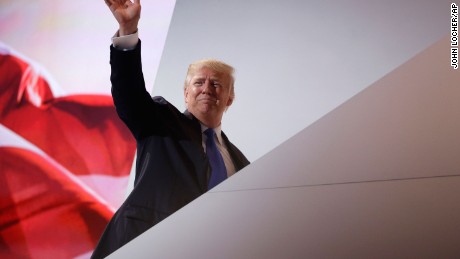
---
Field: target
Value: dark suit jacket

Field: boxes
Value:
[91,41,250,259]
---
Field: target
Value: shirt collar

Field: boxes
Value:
[201,123,223,145]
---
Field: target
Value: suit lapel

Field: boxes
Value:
[221,131,248,171]
[183,110,210,191]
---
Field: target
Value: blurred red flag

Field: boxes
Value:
[0,146,113,258]
[0,49,135,178]
[0,45,136,258]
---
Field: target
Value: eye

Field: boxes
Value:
[212,82,221,88]
[194,81,204,86]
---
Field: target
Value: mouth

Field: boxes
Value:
[197,96,217,104]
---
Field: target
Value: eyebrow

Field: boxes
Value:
[193,76,221,81]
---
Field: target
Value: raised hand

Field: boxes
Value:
[104,0,141,36]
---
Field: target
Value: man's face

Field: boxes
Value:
[184,67,233,126]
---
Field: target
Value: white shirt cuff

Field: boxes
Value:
[111,30,139,50]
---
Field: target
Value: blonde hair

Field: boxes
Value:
[184,59,235,100]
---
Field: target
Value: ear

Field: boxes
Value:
[226,96,234,107]
[184,88,189,106]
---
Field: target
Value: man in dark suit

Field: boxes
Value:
[92,0,250,258]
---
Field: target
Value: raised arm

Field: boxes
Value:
[104,0,141,36]
[104,0,176,141]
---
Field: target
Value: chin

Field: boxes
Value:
[198,104,215,112]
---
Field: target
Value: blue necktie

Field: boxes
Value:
[205,128,227,189]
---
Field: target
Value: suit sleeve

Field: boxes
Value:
[110,40,169,140]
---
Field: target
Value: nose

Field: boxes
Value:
[201,80,214,95]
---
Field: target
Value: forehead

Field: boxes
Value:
[190,67,228,81]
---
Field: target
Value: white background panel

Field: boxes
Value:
[214,36,460,192]
[111,176,460,258]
